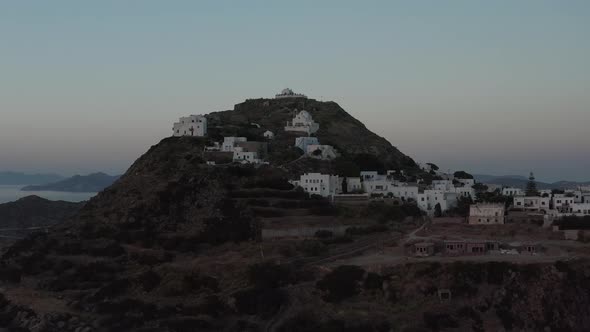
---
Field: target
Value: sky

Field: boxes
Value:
[1,1,589,182]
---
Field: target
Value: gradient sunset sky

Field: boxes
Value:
[1,1,589,182]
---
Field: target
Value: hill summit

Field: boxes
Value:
[207,97,417,174]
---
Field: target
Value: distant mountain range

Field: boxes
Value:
[473,174,590,190]
[0,171,64,185]
[21,172,120,193]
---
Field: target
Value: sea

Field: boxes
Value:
[0,185,97,204]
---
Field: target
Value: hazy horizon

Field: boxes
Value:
[1,1,589,182]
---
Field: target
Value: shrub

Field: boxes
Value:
[234,287,287,318]
[321,236,353,245]
[314,230,334,239]
[246,199,270,207]
[423,312,459,330]
[247,262,295,289]
[364,272,383,290]
[316,265,365,302]
[308,205,338,216]
[345,224,389,236]
[298,240,327,257]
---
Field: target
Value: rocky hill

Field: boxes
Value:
[208,98,418,175]
[1,98,589,331]
[22,173,120,193]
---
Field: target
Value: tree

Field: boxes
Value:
[525,172,539,196]
[453,171,474,180]
[341,177,348,194]
[472,183,488,202]
[434,203,442,218]
[426,163,440,171]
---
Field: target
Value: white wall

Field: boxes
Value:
[173,115,207,137]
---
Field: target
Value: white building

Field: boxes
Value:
[572,191,583,203]
[343,177,362,193]
[360,171,384,181]
[172,115,207,137]
[513,196,550,212]
[285,110,319,134]
[389,185,419,201]
[469,204,505,225]
[306,144,338,160]
[432,180,454,191]
[222,137,247,152]
[275,88,307,99]
[363,179,392,196]
[563,203,590,216]
[204,142,221,151]
[417,190,451,216]
[539,189,553,197]
[295,137,320,152]
[291,173,340,198]
[232,148,262,164]
[456,178,476,187]
[503,187,523,197]
[263,130,275,139]
[552,194,575,212]
[454,186,475,199]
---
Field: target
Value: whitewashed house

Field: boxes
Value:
[503,187,524,197]
[469,204,505,225]
[363,179,392,196]
[563,203,590,216]
[454,186,475,199]
[343,177,362,193]
[539,189,553,197]
[291,173,340,198]
[275,88,307,99]
[360,171,383,181]
[456,178,476,187]
[389,185,419,201]
[306,144,338,160]
[417,190,450,216]
[222,137,247,152]
[432,180,454,191]
[573,191,583,203]
[552,194,575,212]
[285,110,319,134]
[172,115,207,137]
[513,196,550,212]
[295,137,320,152]
[232,147,262,164]
[263,130,275,139]
[204,142,221,151]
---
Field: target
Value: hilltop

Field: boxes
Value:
[22,173,120,193]
[208,98,418,175]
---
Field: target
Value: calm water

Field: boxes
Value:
[0,185,97,204]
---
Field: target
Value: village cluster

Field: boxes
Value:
[171,89,590,222]
[172,88,338,165]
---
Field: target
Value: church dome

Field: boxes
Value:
[281,88,294,95]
